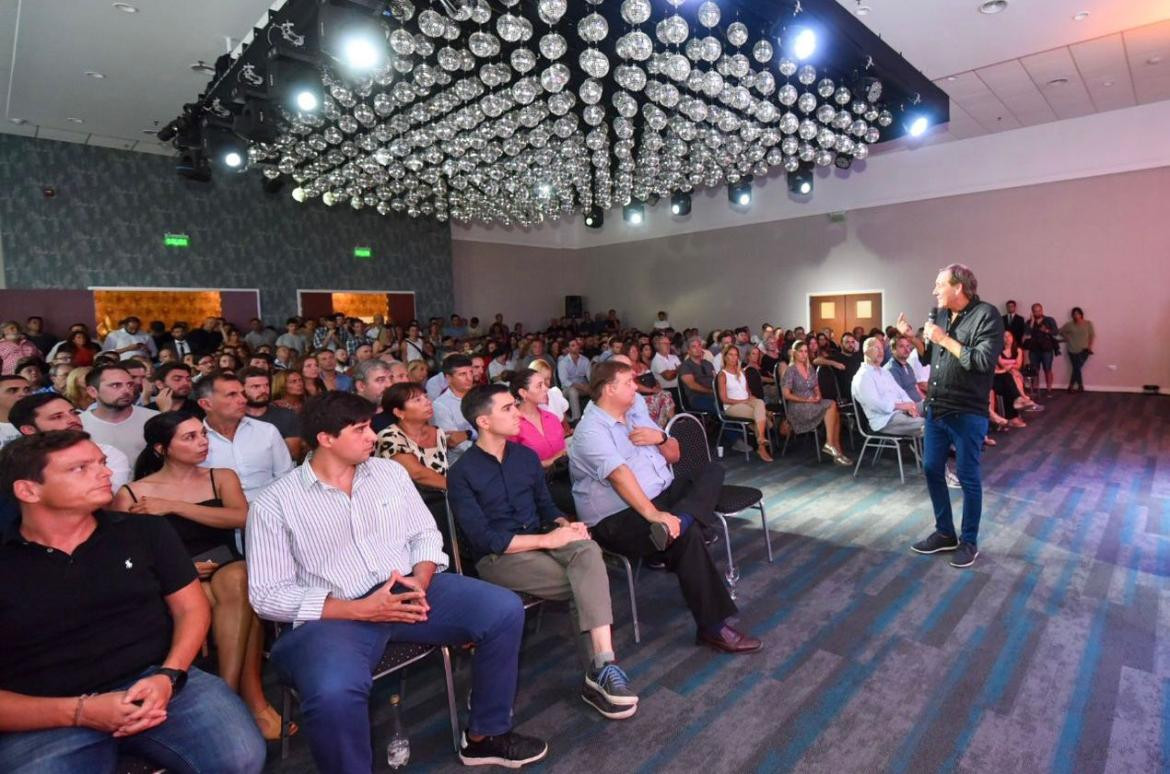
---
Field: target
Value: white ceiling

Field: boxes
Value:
[0,0,274,154]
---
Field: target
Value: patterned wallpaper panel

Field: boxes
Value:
[0,134,453,324]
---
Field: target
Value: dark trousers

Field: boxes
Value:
[992,372,1021,419]
[269,572,525,774]
[589,461,737,629]
[1068,351,1090,389]
[923,408,989,546]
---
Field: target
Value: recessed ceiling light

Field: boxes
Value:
[979,0,1008,14]
[66,117,85,124]
[1073,11,1090,21]
[189,61,216,75]
[1102,80,1114,87]
[142,128,160,135]
[946,75,958,81]
[856,5,872,16]
[112,2,138,12]
[1046,77,1070,86]
[1148,55,1164,65]
[9,117,27,124]
[84,70,106,79]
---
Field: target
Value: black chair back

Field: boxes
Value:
[666,413,712,479]
[744,366,766,400]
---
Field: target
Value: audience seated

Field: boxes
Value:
[10,392,132,490]
[145,362,199,414]
[1,321,42,374]
[80,364,159,462]
[193,371,293,501]
[650,334,681,392]
[781,341,852,465]
[568,361,762,654]
[886,335,926,403]
[679,335,717,412]
[0,375,31,448]
[524,358,571,424]
[0,431,266,773]
[238,367,304,463]
[271,368,306,414]
[556,337,591,421]
[351,359,394,433]
[314,349,353,393]
[108,412,289,741]
[716,346,773,462]
[626,341,676,428]
[432,354,477,463]
[23,316,57,357]
[449,384,639,719]
[852,337,925,437]
[247,392,547,770]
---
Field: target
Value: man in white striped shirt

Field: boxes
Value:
[246,392,548,771]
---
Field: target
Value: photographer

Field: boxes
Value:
[1022,303,1060,398]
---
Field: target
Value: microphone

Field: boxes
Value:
[928,308,938,325]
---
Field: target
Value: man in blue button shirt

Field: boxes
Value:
[448,384,639,720]
[569,362,762,654]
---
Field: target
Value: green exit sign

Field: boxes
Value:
[164,233,190,248]
[354,246,372,259]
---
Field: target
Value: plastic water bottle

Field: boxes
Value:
[386,694,410,769]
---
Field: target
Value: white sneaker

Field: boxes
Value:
[945,468,961,489]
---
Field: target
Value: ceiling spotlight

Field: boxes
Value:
[623,201,645,225]
[320,3,389,73]
[66,117,85,124]
[224,151,244,168]
[189,61,216,75]
[342,36,383,71]
[792,28,817,61]
[787,168,813,196]
[979,1,1008,14]
[728,176,753,207]
[112,3,138,12]
[670,191,692,216]
[856,5,872,16]
[1046,77,1069,87]
[84,71,106,79]
[907,115,930,137]
[296,90,319,111]
[584,206,604,228]
[202,121,248,172]
[1073,11,1089,21]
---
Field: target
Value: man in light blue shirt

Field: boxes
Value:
[852,337,924,436]
[432,354,475,462]
[556,338,591,421]
[568,361,761,654]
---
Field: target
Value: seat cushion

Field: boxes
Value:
[716,485,764,514]
[373,642,436,674]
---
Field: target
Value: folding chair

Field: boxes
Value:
[779,390,823,462]
[818,365,857,449]
[852,406,923,484]
[711,386,755,461]
[665,413,774,594]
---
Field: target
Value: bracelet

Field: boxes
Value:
[73,693,95,727]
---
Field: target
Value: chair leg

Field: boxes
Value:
[742,426,750,460]
[852,439,867,478]
[619,555,641,644]
[757,502,773,563]
[813,429,822,462]
[896,441,905,484]
[440,646,462,754]
[280,686,293,760]
[714,514,737,597]
[781,430,791,457]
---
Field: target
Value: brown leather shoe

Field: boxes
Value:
[696,624,763,654]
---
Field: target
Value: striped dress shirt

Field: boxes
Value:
[246,458,448,623]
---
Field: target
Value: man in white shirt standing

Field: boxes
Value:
[194,371,293,501]
[432,354,476,463]
[650,334,681,390]
[556,338,591,421]
[80,364,158,462]
[851,337,924,437]
[102,316,156,361]
[9,392,132,491]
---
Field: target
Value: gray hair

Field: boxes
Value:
[686,335,704,348]
[862,336,885,365]
[352,358,391,384]
[942,263,978,298]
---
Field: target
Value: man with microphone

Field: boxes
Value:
[896,264,1003,568]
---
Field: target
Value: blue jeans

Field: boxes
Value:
[923,408,989,546]
[0,667,265,774]
[686,392,716,414]
[269,572,524,773]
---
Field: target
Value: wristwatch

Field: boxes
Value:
[154,667,188,695]
[656,430,669,445]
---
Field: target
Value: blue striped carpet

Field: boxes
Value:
[267,391,1170,773]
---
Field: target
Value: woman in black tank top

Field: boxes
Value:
[110,411,294,740]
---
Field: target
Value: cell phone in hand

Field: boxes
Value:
[192,546,235,566]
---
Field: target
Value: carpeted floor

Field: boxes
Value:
[265,391,1170,773]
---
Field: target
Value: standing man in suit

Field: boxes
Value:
[1002,301,1026,346]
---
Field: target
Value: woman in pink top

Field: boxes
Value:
[509,368,566,466]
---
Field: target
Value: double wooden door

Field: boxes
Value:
[808,292,883,339]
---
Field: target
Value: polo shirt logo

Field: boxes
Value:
[124,558,134,569]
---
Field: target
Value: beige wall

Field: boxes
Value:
[454,166,1170,391]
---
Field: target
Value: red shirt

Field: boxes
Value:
[513,407,566,462]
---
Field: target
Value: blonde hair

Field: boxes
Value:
[64,366,94,410]
[527,358,552,378]
[407,359,429,382]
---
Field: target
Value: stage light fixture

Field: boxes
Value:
[267,49,324,114]
[792,28,817,60]
[728,176,753,207]
[907,115,930,137]
[584,206,603,228]
[176,149,211,183]
[623,201,644,225]
[202,121,249,172]
[319,3,388,75]
[670,192,691,216]
[788,168,813,196]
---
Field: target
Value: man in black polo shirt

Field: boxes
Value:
[896,263,1004,569]
[0,431,265,773]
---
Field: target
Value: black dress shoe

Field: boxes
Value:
[696,624,762,654]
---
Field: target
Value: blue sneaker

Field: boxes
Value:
[586,663,638,707]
